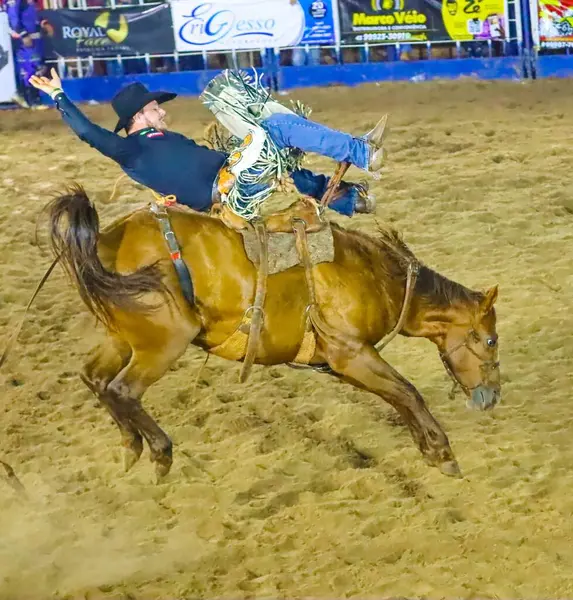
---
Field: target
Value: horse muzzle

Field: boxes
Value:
[468,384,501,411]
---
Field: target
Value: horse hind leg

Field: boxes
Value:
[106,319,201,482]
[81,337,144,472]
[317,331,461,477]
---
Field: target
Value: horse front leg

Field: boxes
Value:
[323,338,461,477]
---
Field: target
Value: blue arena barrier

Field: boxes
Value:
[55,58,525,105]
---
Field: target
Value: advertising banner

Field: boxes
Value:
[533,0,573,48]
[0,12,17,103]
[338,0,506,44]
[171,0,336,52]
[38,4,175,58]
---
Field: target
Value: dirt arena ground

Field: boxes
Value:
[1,78,572,599]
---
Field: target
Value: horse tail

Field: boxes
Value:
[46,184,166,327]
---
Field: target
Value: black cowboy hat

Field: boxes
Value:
[112,82,177,133]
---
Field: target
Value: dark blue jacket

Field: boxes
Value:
[53,92,227,212]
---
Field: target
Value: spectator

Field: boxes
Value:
[261,47,281,93]
[178,53,204,72]
[399,44,413,60]
[6,0,47,109]
[321,47,337,65]
[292,46,321,66]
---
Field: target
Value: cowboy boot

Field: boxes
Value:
[364,114,388,177]
[332,181,377,214]
[353,181,377,214]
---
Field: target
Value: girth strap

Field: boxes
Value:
[149,201,195,306]
[239,220,268,383]
[292,218,318,306]
[208,220,268,382]
[291,218,318,364]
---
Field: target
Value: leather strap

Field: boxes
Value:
[375,259,420,352]
[149,202,195,306]
[0,256,60,369]
[292,218,317,306]
[319,161,351,212]
[239,220,268,383]
[1,459,26,496]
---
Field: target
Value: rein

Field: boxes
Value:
[0,256,60,369]
[1,459,27,496]
[319,161,351,212]
[374,233,421,353]
[375,258,420,353]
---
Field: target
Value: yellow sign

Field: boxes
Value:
[341,0,507,43]
[94,11,129,44]
[442,0,506,40]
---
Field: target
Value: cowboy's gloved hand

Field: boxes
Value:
[29,67,63,99]
[277,176,297,195]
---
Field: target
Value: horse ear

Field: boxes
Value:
[480,285,498,316]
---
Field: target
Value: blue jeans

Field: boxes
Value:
[230,114,368,217]
[262,113,370,170]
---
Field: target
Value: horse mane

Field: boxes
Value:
[332,222,484,308]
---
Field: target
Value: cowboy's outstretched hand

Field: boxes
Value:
[29,67,62,95]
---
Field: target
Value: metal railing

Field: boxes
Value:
[41,0,161,8]
[47,37,520,79]
[27,0,544,79]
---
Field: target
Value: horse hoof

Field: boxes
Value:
[123,447,141,472]
[440,460,463,478]
[155,460,172,483]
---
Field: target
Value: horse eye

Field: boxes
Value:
[487,338,497,348]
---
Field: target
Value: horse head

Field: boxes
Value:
[435,285,501,411]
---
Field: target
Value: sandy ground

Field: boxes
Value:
[1,78,573,599]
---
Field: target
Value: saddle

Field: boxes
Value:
[210,195,326,234]
[205,195,334,381]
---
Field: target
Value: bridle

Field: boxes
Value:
[439,327,500,399]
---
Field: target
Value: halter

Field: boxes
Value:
[439,328,500,399]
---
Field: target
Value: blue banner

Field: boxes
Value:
[299,0,336,45]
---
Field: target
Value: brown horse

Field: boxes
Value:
[45,186,501,481]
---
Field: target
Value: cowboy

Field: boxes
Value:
[29,69,386,216]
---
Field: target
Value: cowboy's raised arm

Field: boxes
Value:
[29,69,132,164]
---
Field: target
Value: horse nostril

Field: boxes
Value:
[484,389,500,410]
[470,386,499,411]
